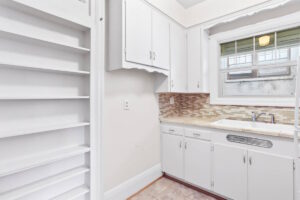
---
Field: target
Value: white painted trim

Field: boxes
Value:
[196,0,292,29]
[104,164,162,200]
[209,11,300,107]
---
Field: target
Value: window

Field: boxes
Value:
[219,26,300,97]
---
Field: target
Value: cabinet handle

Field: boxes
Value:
[243,155,246,164]
[169,129,175,132]
[171,80,174,88]
[197,81,200,88]
[153,52,156,60]
[184,142,187,149]
[193,133,201,137]
[149,51,152,60]
[179,141,182,148]
[249,157,253,165]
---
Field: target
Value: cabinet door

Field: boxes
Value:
[170,23,187,93]
[213,144,247,200]
[162,133,183,179]
[184,138,211,190]
[248,150,293,200]
[187,27,201,93]
[125,0,152,66]
[152,10,170,70]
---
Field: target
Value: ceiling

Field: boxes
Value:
[176,0,207,8]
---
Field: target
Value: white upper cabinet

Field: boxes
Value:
[247,150,293,200]
[107,0,170,75]
[125,0,152,66]
[213,143,247,200]
[187,27,201,93]
[170,23,187,92]
[152,10,170,70]
[184,138,211,190]
[187,26,209,93]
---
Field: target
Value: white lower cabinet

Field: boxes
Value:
[213,144,294,200]
[162,133,184,179]
[247,150,293,200]
[213,143,248,200]
[184,138,211,189]
[161,125,294,200]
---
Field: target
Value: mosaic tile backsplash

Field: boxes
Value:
[159,93,295,125]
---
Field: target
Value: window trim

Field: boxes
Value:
[209,11,300,107]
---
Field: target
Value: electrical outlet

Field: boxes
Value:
[123,100,130,111]
[170,97,175,105]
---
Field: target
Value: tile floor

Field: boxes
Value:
[128,177,217,200]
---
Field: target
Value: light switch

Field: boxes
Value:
[123,100,130,110]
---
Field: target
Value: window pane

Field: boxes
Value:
[221,41,235,56]
[277,27,300,47]
[255,33,275,50]
[257,67,290,77]
[237,37,253,53]
[227,70,254,80]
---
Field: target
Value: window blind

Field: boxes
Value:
[277,27,300,47]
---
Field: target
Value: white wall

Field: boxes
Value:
[102,0,283,194]
[185,0,270,27]
[145,0,186,26]
[103,69,160,191]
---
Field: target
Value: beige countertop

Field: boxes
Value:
[160,116,295,139]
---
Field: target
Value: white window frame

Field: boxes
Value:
[209,11,300,107]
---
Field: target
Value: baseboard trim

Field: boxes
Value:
[104,164,162,200]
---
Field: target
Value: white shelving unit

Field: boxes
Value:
[51,186,90,200]
[0,62,90,75]
[0,146,90,178]
[0,29,91,54]
[0,96,90,100]
[0,167,90,200]
[0,122,90,139]
[0,0,98,199]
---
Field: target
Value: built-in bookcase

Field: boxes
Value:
[0,1,98,200]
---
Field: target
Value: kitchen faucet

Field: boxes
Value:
[252,112,266,122]
[251,112,275,123]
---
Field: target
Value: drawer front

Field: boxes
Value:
[161,125,184,136]
[185,128,211,141]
